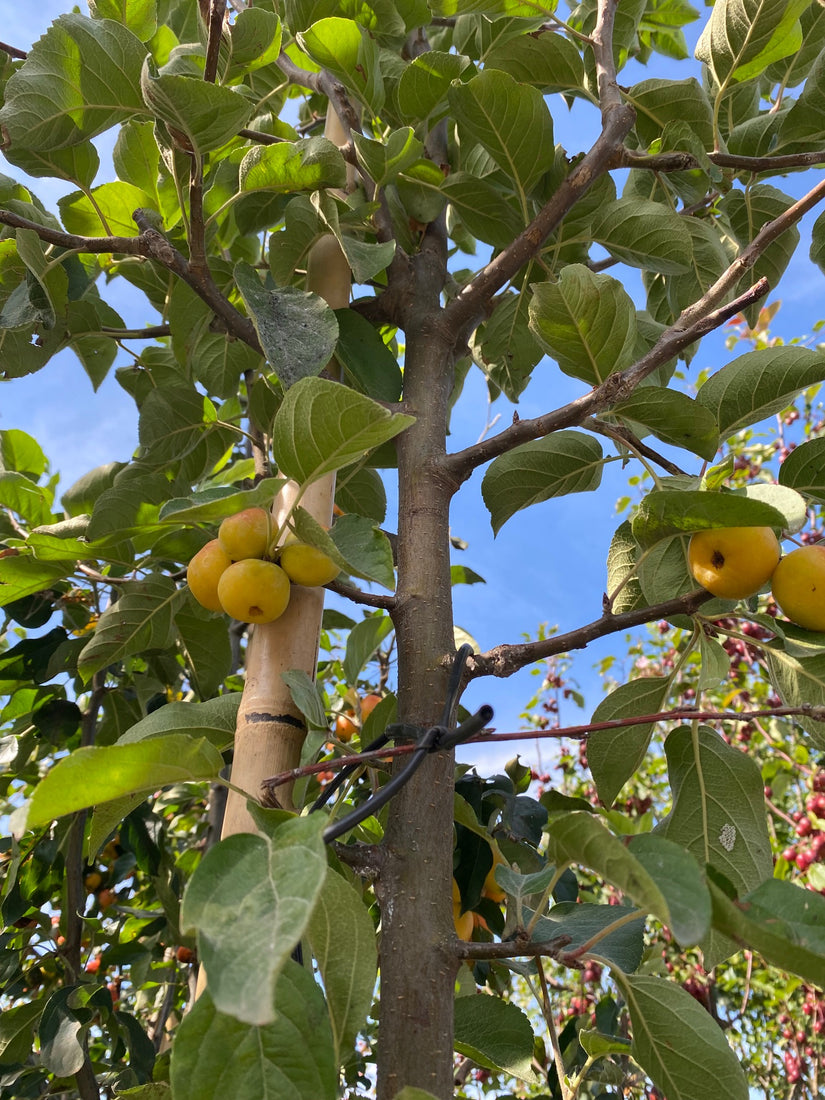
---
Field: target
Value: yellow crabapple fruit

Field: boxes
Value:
[216,559,291,624]
[360,693,382,722]
[687,526,781,600]
[335,712,358,742]
[218,507,271,561]
[771,545,825,631]
[452,879,473,940]
[187,539,232,612]
[481,849,507,904]
[279,541,340,587]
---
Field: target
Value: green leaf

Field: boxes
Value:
[697,632,732,692]
[39,989,86,1076]
[78,575,185,681]
[141,60,255,155]
[448,68,554,198]
[628,77,714,148]
[311,191,396,285]
[89,0,158,40]
[695,0,807,86]
[453,996,536,1083]
[0,429,47,479]
[0,999,43,1065]
[545,812,696,938]
[307,870,378,1059]
[234,262,338,389]
[610,386,719,461]
[271,376,414,484]
[224,8,283,78]
[239,137,347,196]
[343,612,394,683]
[297,18,384,114]
[588,677,671,806]
[59,181,153,237]
[765,646,825,749]
[529,902,646,973]
[628,833,711,946]
[0,471,54,526]
[281,669,328,730]
[696,349,825,441]
[323,512,393,590]
[335,465,387,523]
[158,478,285,525]
[529,266,637,385]
[631,489,787,549]
[708,878,825,988]
[181,816,328,1026]
[351,127,423,187]
[0,14,147,151]
[592,198,692,274]
[778,437,825,504]
[15,735,224,831]
[661,725,773,959]
[169,976,337,1100]
[0,553,75,608]
[176,604,233,699]
[606,520,645,614]
[431,0,552,17]
[613,974,748,1099]
[333,310,403,403]
[481,431,604,535]
[440,173,526,251]
[118,695,240,749]
[484,29,585,95]
[720,185,799,312]
[397,51,471,122]
[744,482,807,534]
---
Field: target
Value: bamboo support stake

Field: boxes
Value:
[220,109,352,834]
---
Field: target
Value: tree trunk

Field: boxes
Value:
[377,261,458,1099]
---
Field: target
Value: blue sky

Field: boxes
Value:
[3,3,825,769]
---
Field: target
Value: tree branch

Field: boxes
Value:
[585,417,688,476]
[203,0,227,85]
[441,102,636,336]
[275,52,360,133]
[454,935,572,960]
[328,578,397,610]
[592,0,622,118]
[0,40,26,59]
[443,277,768,483]
[621,147,825,175]
[465,588,714,680]
[0,207,262,354]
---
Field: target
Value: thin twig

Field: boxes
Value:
[621,147,825,175]
[454,935,572,960]
[327,578,397,610]
[0,40,27,59]
[585,418,688,477]
[467,588,714,679]
[100,325,171,339]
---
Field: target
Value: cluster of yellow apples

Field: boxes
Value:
[187,507,340,623]
[688,526,825,631]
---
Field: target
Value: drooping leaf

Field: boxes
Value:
[238,138,347,196]
[610,386,719,460]
[180,816,328,1026]
[613,973,748,1099]
[0,14,147,150]
[234,262,338,389]
[297,18,384,114]
[588,677,671,806]
[306,870,378,1059]
[592,198,692,274]
[529,266,637,385]
[481,431,605,535]
[453,996,536,1083]
[529,902,646,973]
[271,376,414,484]
[141,59,255,155]
[169,975,336,1100]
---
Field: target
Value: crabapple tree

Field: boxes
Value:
[5,2,825,1100]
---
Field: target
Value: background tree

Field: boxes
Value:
[4,2,825,1100]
